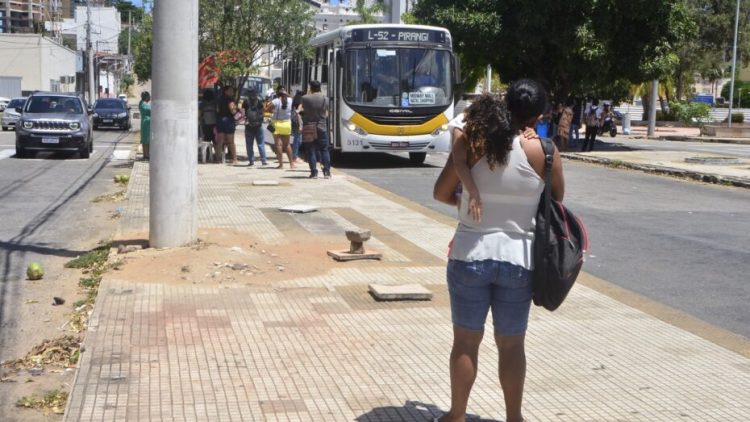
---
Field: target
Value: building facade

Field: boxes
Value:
[0,33,77,94]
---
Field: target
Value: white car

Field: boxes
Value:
[0,97,10,111]
[2,97,27,130]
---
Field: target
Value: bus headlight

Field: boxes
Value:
[432,123,450,136]
[342,119,368,136]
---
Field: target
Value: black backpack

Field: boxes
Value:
[244,99,263,128]
[533,138,589,311]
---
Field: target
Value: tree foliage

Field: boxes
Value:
[114,1,145,24]
[354,0,388,24]
[199,0,316,91]
[412,0,693,101]
[132,14,153,82]
[673,1,750,101]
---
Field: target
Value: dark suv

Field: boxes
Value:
[15,92,93,158]
[92,98,130,130]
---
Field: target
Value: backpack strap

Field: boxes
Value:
[539,137,555,249]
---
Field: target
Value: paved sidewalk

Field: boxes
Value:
[65,138,750,421]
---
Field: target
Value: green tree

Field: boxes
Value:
[412,0,693,102]
[354,0,388,24]
[132,14,152,82]
[199,0,316,94]
[114,1,144,24]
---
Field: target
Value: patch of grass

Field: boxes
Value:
[16,388,68,415]
[65,242,111,269]
[78,275,101,289]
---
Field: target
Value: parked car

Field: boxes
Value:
[0,97,10,111]
[2,97,27,130]
[15,92,93,159]
[92,98,130,130]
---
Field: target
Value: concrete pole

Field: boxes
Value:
[86,0,95,104]
[647,79,658,137]
[728,0,740,128]
[149,0,198,248]
[485,65,491,93]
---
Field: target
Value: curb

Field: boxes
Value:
[561,153,750,189]
[659,135,750,145]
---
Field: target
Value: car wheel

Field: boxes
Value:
[80,142,91,159]
[93,125,98,130]
[409,152,427,165]
[15,144,28,158]
[2,126,7,131]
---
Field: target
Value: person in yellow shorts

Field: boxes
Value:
[268,87,295,169]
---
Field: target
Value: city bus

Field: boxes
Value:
[282,24,459,164]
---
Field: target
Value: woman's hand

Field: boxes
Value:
[467,191,482,223]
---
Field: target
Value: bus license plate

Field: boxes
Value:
[390,141,409,148]
[42,137,59,144]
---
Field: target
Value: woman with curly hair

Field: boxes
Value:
[433,79,565,422]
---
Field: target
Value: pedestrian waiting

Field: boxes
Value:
[268,87,296,169]
[243,88,267,166]
[300,80,331,179]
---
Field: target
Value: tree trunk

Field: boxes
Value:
[642,90,650,121]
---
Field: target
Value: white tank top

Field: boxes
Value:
[450,135,545,269]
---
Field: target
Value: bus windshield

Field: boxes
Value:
[344,48,452,108]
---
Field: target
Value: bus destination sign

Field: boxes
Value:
[348,28,448,45]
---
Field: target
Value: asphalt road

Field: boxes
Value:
[0,128,134,355]
[334,150,750,339]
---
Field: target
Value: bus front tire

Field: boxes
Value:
[409,152,426,165]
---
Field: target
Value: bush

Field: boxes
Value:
[722,113,744,123]
[670,102,711,123]
[655,110,676,121]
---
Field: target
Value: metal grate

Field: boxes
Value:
[366,114,437,126]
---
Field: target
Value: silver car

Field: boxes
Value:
[2,97,27,131]
[15,92,93,158]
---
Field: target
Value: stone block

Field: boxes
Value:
[279,204,319,213]
[327,250,382,261]
[368,284,433,301]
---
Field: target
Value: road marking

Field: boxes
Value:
[111,149,131,160]
[0,148,15,160]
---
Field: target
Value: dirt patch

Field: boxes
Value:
[111,228,385,286]
[0,259,88,422]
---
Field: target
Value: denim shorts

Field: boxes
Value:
[447,259,533,336]
[217,117,236,134]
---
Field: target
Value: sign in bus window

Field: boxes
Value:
[408,92,436,105]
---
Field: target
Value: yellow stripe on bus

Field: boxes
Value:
[350,113,449,136]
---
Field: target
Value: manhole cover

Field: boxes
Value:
[684,157,740,165]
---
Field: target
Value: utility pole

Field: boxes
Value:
[127,11,132,72]
[647,79,658,137]
[728,0,740,128]
[86,0,95,104]
[149,0,198,248]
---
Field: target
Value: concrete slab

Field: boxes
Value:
[327,250,383,261]
[368,283,433,301]
[252,180,280,186]
[279,204,319,213]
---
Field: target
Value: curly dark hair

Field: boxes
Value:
[463,79,548,170]
[463,94,513,170]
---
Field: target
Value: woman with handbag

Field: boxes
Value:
[433,80,564,422]
[268,87,295,169]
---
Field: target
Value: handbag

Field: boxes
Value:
[301,123,317,143]
[267,103,279,134]
[532,138,589,311]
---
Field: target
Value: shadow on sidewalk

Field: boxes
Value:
[356,400,501,422]
[333,152,440,169]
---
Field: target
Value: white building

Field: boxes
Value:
[312,0,412,32]
[50,5,120,53]
[0,33,77,94]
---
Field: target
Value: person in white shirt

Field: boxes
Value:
[433,80,565,422]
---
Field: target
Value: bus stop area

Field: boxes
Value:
[62,134,750,421]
